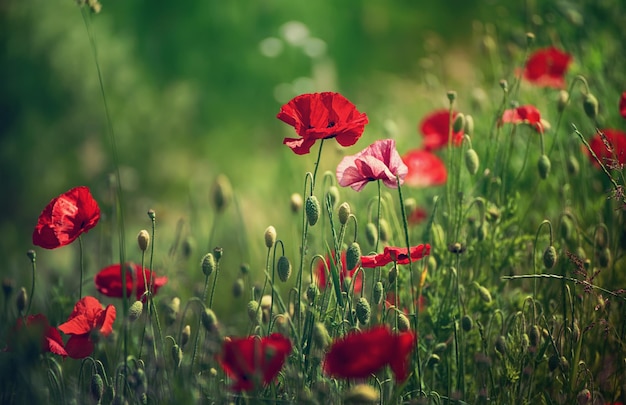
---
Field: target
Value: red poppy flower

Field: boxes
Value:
[323,326,416,381]
[32,186,101,249]
[385,292,427,314]
[218,333,292,391]
[315,251,363,293]
[402,149,447,187]
[522,47,572,88]
[94,263,168,301]
[336,139,408,191]
[277,92,369,155]
[408,206,428,225]
[6,314,67,357]
[58,296,116,359]
[361,244,431,268]
[419,110,463,151]
[620,92,626,119]
[499,105,544,133]
[584,129,626,169]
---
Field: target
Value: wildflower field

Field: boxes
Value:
[2,0,626,404]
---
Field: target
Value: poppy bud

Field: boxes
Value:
[548,354,560,372]
[90,373,104,403]
[343,384,379,404]
[538,154,551,180]
[201,308,218,332]
[461,315,473,331]
[583,93,599,120]
[128,300,143,322]
[290,193,303,213]
[495,335,507,355]
[464,114,474,136]
[181,325,191,348]
[246,300,262,325]
[232,278,244,298]
[137,230,150,252]
[212,174,232,212]
[477,222,488,241]
[404,197,417,214]
[213,246,223,262]
[16,287,27,314]
[572,321,580,343]
[2,278,14,298]
[373,281,384,305]
[305,195,320,226]
[306,284,319,302]
[453,113,465,133]
[499,79,508,92]
[447,91,457,103]
[147,209,156,221]
[326,186,339,210]
[397,313,410,332]
[598,247,611,267]
[543,246,558,269]
[201,253,216,277]
[171,344,182,369]
[26,249,36,263]
[465,148,480,175]
[338,202,351,225]
[378,219,391,243]
[521,333,530,350]
[388,265,397,285]
[557,90,569,112]
[476,284,492,304]
[312,322,331,349]
[427,354,441,368]
[526,32,535,44]
[355,297,371,325]
[240,263,250,275]
[346,242,361,271]
[433,342,447,354]
[365,222,378,246]
[529,325,541,347]
[565,155,579,177]
[576,388,591,405]
[264,226,277,248]
[277,256,292,282]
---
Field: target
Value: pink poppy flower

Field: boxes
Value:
[58,296,116,359]
[277,92,369,155]
[402,149,447,187]
[420,110,463,151]
[361,245,430,268]
[522,47,572,88]
[499,105,544,133]
[336,139,408,191]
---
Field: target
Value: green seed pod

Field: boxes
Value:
[128,300,144,322]
[543,246,558,269]
[305,195,320,226]
[464,115,474,136]
[453,113,465,133]
[365,222,378,246]
[529,325,541,347]
[264,226,277,249]
[277,256,292,282]
[598,247,611,267]
[326,186,340,210]
[495,335,507,355]
[373,281,384,305]
[213,246,223,262]
[26,249,36,263]
[201,253,216,277]
[343,384,379,404]
[427,354,441,368]
[583,93,599,120]
[90,373,104,403]
[397,313,411,332]
[538,154,551,180]
[465,148,480,175]
[447,91,457,103]
[312,322,331,349]
[201,308,218,332]
[246,301,262,325]
[461,315,473,332]
[338,202,351,225]
[378,219,391,243]
[232,278,244,298]
[346,242,362,271]
[137,230,150,252]
[356,297,371,325]
[171,344,182,369]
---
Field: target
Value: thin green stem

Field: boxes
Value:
[26,252,36,316]
[78,236,84,299]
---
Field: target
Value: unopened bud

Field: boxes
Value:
[543,246,558,269]
[465,148,480,175]
[264,226,277,249]
[529,325,541,347]
[495,335,507,355]
[171,344,182,369]
[201,308,218,332]
[346,242,361,271]
[557,90,569,112]
[447,91,457,103]
[548,354,560,372]
[232,278,244,298]
[181,325,191,348]
[16,287,27,314]
[306,284,319,302]
[212,174,232,212]
[499,79,508,92]
[453,113,465,133]
[26,250,36,263]
[566,155,580,176]
[476,284,492,304]
[427,354,441,368]
[526,32,535,45]
[365,222,378,246]
[373,281,384,305]
[90,374,104,403]
[378,219,391,243]
[598,247,611,267]
[201,253,216,277]
[312,322,331,349]
[326,186,339,210]
[343,384,379,404]
[277,256,292,282]
[137,230,150,251]
[461,315,473,331]
[583,93,599,120]
[538,154,551,179]
[355,297,371,325]
[464,114,474,136]
[305,195,320,226]
[290,193,303,213]
[128,300,143,322]
[397,313,410,332]
[247,301,262,324]
[388,265,397,285]
[338,202,351,225]
[147,209,156,221]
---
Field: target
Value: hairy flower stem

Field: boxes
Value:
[189,277,211,379]
[26,253,36,316]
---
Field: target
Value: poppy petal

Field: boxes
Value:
[64,334,94,359]
[402,149,447,187]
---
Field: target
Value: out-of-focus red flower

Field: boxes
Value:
[218,333,292,391]
[584,129,626,169]
[32,186,100,249]
[419,110,463,151]
[499,105,544,133]
[277,92,369,155]
[94,263,168,301]
[402,149,447,187]
[58,296,116,359]
[522,47,572,88]
[408,206,428,225]
[385,292,427,314]
[323,326,416,381]
[6,314,67,357]
[315,251,363,293]
[336,139,408,191]
[361,245,430,268]
[620,92,626,119]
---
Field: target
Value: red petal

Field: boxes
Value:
[98,304,116,337]
[402,149,447,187]
[64,334,94,359]
[523,47,572,88]
[388,331,417,382]
[420,110,463,151]
[620,92,626,119]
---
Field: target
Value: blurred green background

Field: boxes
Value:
[1,0,623,311]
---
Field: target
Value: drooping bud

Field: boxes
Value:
[598,247,611,267]
[247,300,262,325]
[365,222,378,246]
[171,344,182,369]
[476,284,492,304]
[338,202,351,225]
[137,230,150,252]
[538,154,551,180]
[388,265,397,285]
[128,300,144,322]
[495,335,507,355]
[277,256,292,282]
[343,384,379,404]
[548,354,560,372]
[232,278,244,298]
[461,315,473,332]
[16,287,27,314]
[373,281,384,305]
[26,249,36,263]
[312,322,331,349]
[465,148,480,175]
[557,90,569,112]
[306,284,319,302]
[305,195,320,226]
[583,93,599,120]
[326,186,339,210]
[290,193,303,213]
[378,219,391,243]
[453,113,465,133]
[355,297,371,325]
[181,325,191,348]
[543,246,557,269]
[201,308,218,332]
[566,155,579,176]
[201,253,216,277]
[464,114,474,136]
[576,388,591,405]
[264,226,277,249]
[90,373,104,403]
[346,242,361,271]
[427,354,441,368]
[212,174,232,212]
[397,313,410,332]
[499,79,508,92]
[529,325,541,347]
